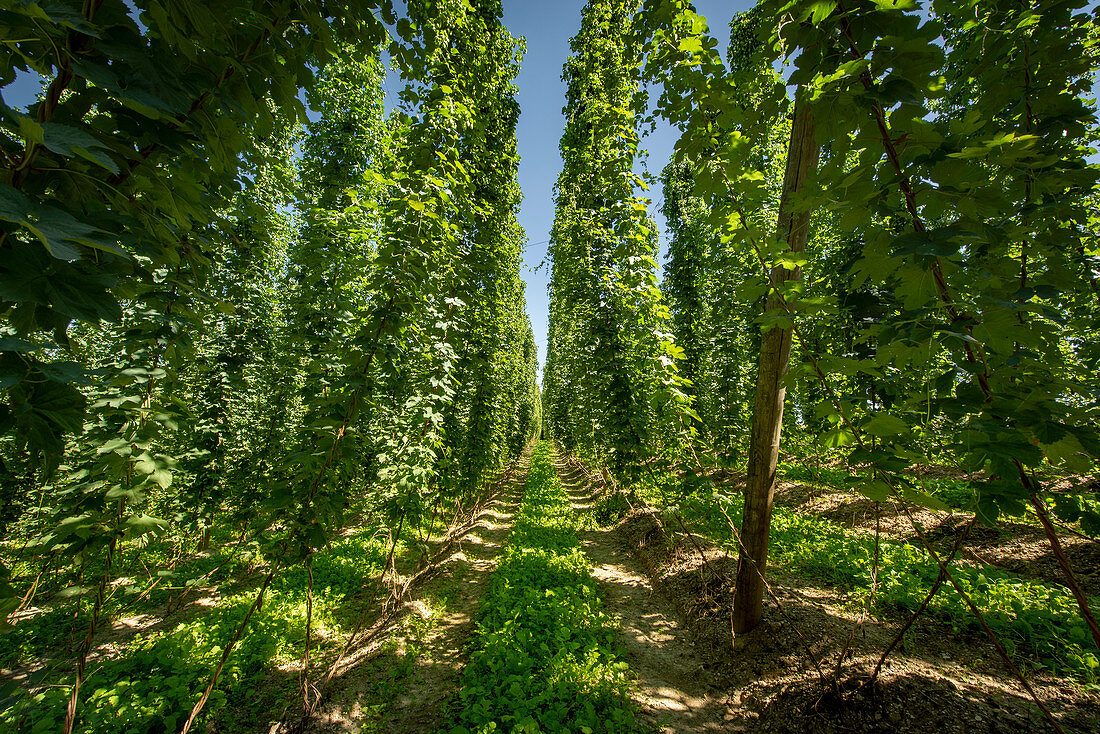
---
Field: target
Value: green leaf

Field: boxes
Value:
[0,337,37,353]
[808,1,835,23]
[858,480,891,502]
[97,437,132,455]
[0,185,32,224]
[821,427,855,447]
[864,414,909,438]
[902,487,949,512]
[151,469,173,489]
[16,115,43,145]
[39,123,119,174]
[123,514,168,540]
[105,485,144,503]
[10,377,87,458]
[1080,510,1100,538]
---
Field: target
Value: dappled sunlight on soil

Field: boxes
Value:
[556,454,730,733]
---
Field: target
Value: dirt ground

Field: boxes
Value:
[556,457,729,733]
[276,449,1099,734]
[775,476,1100,598]
[297,448,532,734]
[611,503,1100,734]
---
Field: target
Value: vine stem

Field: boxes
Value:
[290,282,403,723]
[830,498,880,686]
[180,564,279,734]
[890,495,1063,733]
[301,442,536,724]
[733,200,865,450]
[59,259,181,726]
[833,0,992,390]
[861,515,978,689]
[9,0,105,192]
[712,497,827,684]
[306,512,405,717]
[670,511,718,603]
[62,534,115,734]
[1019,462,1100,651]
[296,195,465,724]
[738,229,1063,724]
[8,556,53,622]
[572,425,828,685]
[301,555,315,712]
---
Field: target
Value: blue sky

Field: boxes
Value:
[503,1,753,376]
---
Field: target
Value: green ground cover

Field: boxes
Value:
[0,520,431,733]
[446,442,640,734]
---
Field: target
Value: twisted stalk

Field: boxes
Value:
[180,564,280,734]
[889,498,1062,732]
[860,515,978,689]
[301,276,465,723]
[829,497,879,686]
[711,498,827,683]
[62,533,115,734]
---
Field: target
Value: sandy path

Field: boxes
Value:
[378,454,530,733]
[305,450,531,734]
[555,457,730,734]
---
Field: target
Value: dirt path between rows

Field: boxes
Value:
[555,457,730,733]
[307,450,531,733]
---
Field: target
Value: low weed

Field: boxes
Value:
[446,442,640,734]
[0,525,407,732]
[676,491,1100,683]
